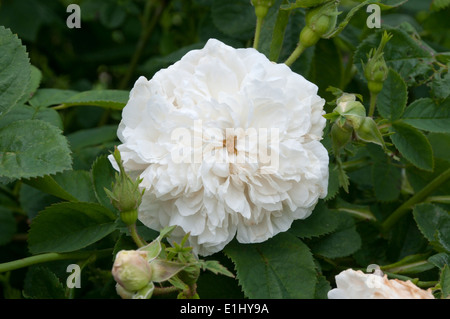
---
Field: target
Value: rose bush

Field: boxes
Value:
[0,0,449,302]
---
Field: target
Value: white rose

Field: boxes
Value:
[109,38,329,256]
[328,269,435,299]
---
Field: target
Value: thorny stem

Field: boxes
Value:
[129,223,147,248]
[153,285,179,296]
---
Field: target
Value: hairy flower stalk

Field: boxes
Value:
[110,39,329,256]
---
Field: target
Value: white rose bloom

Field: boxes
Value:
[328,269,435,299]
[109,38,329,256]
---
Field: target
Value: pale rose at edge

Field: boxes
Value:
[109,38,329,256]
[328,269,435,299]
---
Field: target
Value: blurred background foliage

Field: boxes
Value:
[1,0,448,132]
[0,0,447,91]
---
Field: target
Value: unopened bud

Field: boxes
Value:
[112,250,152,292]
[251,0,274,19]
[105,148,144,224]
[300,1,339,48]
[354,117,385,148]
[331,122,352,151]
[363,31,392,94]
[299,26,321,48]
[305,1,338,35]
[115,283,134,299]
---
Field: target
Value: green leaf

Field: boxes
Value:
[440,264,450,298]
[314,275,331,299]
[354,26,435,86]
[289,201,339,238]
[28,202,116,254]
[309,213,362,259]
[224,232,317,298]
[428,133,450,162]
[324,161,340,201]
[402,97,450,133]
[19,184,59,220]
[0,103,63,130]
[17,65,42,105]
[24,170,98,203]
[406,158,450,195]
[23,266,65,299]
[428,252,450,269]
[390,121,434,171]
[309,39,343,101]
[28,88,79,108]
[0,119,72,179]
[91,155,118,212]
[211,0,256,41]
[437,219,450,252]
[201,260,235,278]
[67,125,118,170]
[431,0,450,11]
[372,159,401,202]
[431,69,450,100]
[377,69,408,121]
[0,26,31,118]
[413,203,450,243]
[0,207,16,246]
[57,90,130,110]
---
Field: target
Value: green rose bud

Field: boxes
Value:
[363,31,392,94]
[251,0,274,19]
[305,1,338,35]
[354,117,386,148]
[299,26,321,48]
[299,1,339,48]
[105,147,144,225]
[112,250,153,292]
[331,122,352,152]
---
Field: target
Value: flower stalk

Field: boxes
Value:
[0,249,112,274]
[381,167,450,232]
[252,0,274,50]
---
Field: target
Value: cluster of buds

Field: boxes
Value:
[362,31,392,95]
[104,147,144,226]
[299,0,340,48]
[324,92,386,156]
